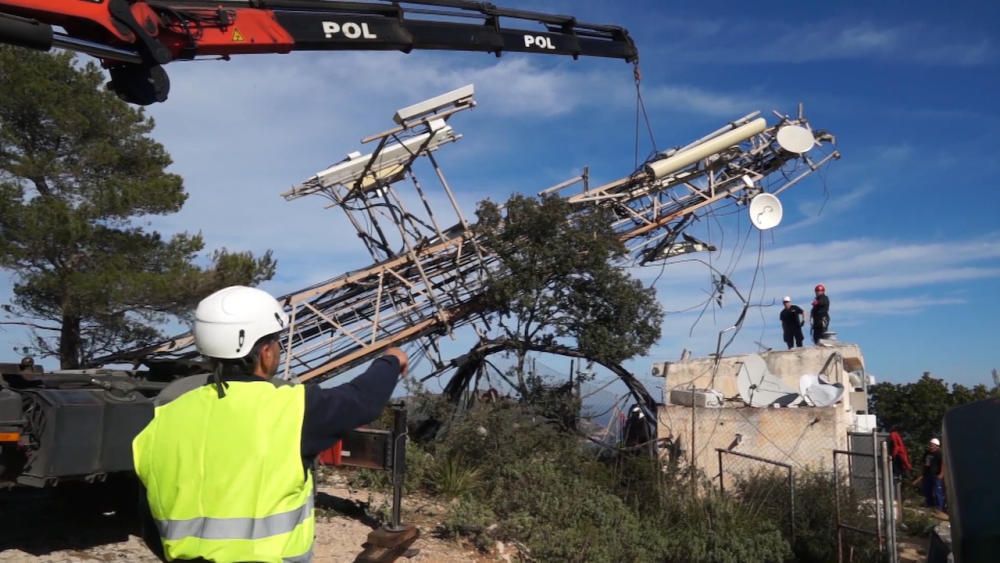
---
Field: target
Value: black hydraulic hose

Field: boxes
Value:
[0,12,53,52]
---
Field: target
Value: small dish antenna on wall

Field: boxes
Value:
[749,193,783,230]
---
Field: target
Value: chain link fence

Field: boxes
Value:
[717,432,898,563]
[833,433,899,563]
[717,449,795,543]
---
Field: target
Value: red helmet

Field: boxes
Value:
[815,284,825,293]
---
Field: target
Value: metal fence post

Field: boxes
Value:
[872,430,882,551]
[389,401,407,531]
[718,449,725,495]
[714,449,795,545]
[834,452,843,563]
[788,467,795,545]
[880,441,898,563]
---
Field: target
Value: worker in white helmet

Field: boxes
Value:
[779,296,805,349]
[132,285,407,562]
[922,437,945,511]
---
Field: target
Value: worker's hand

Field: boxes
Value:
[384,347,408,377]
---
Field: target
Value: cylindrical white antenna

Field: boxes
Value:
[644,118,767,180]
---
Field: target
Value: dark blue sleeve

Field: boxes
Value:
[300,356,401,458]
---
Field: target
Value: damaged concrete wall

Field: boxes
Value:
[659,403,846,472]
[659,343,864,398]
[656,343,866,474]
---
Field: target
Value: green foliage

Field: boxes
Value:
[345,440,433,495]
[731,469,881,563]
[440,498,498,551]
[870,373,999,474]
[0,46,275,367]
[427,455,481,498]
[473,194,662,381]
[521,373,580,430]
[900,506,939,537]
[412,398,792,562]
[647,492,792,563]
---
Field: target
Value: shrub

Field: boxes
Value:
[732,469,882,563]
[440,497,498,552]
[901,506,938,537]
[427,455,481,498]
[650,492,792,563]
[345,440,434,494]
[428,400,792,562]
[346,394,868,562]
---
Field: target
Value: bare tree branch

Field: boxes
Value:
[0,320,61,332]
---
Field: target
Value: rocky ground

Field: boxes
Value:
[0,474,497,562]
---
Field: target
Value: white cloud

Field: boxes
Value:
[873,144,914,163]
[833,296,966,315]
[643,84,771,117]
[785,182,875,231]
[651,19,995,66]
[627,233,1000,360]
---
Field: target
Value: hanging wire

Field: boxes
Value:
[580,378,624,401]
[631,62,659,171]
[633,62,659,154]
[580,391,631,422]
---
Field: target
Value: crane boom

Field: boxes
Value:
[0,0,637,104]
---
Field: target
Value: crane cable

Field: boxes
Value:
[632,61,659,171]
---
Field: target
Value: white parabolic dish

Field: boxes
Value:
[749,193,783,230]
[738,354,796,407]
[776,124,815,154]
[798,373,845,407]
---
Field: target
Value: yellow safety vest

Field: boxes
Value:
[133,380,314,562]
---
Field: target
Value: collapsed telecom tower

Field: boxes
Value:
[101,85,839,403]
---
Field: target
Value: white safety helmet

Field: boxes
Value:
[194,286,288,360]
[782,296,792,303]
[930,438,941,446]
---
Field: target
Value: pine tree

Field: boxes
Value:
[0,46,276,368]
[447,194,662,400]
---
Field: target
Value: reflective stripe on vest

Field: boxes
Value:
[156,494,314,541]
[285,549,313,563]
[133,380,314,562]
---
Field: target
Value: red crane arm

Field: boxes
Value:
[0,0,638,105]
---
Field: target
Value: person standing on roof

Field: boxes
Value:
[810,284,830,345]
[132,286,407,563]
[779,296,805,349]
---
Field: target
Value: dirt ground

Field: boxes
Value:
[0,476,498,563]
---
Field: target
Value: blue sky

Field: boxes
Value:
[1,1,997,390]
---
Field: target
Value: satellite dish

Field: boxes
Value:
[776,124,815,154]
[738,354,797,407]
[749,193,783,230]
[798,374,820,403]
[798,373,845,407]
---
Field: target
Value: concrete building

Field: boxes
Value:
[653,343,874,475]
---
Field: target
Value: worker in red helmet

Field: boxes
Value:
[809,284,830,344]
